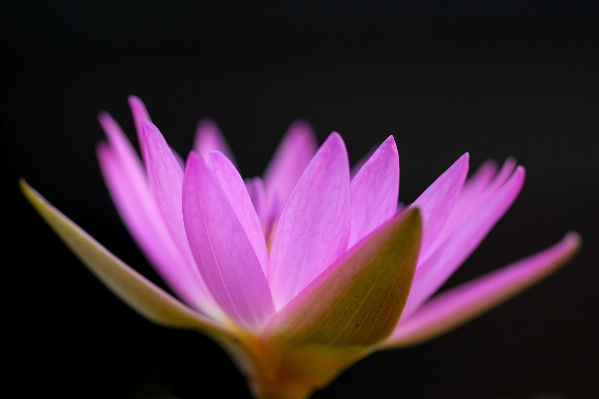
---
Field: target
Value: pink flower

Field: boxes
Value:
[22,96,580,399]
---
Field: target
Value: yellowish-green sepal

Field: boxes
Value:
[20,180,233,339]
[269,207,422,347]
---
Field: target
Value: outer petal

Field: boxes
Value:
[208,151,269,273]
[97,144,213,312]
[269,133,351,309]
[263,120,318,220]
[410,153,469,263]
[384,232,581,347]
[349,136,399,248]
[256,209,421,399]
[439,158,516,242]
[20,181,231,336]
[193,118,236,164]
[402,166,525,319]
[183,152,274,331]
[267,208,421,346]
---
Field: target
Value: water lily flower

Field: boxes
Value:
[21,96,580,399]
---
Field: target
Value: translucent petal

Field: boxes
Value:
[183,153,274,330]
[410,153,469,263]
[349,136,399,248]
[269,133,351,309]
[385,232,581,348]
[402,167,525,319]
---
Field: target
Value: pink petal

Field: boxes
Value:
[439,158,516,242]
[348,136,399,248]
[386,232,581,347]
[97,145,204,310]
[128,96,152,157]
[402,166,525,319]
[410,153,469,262]
[97,115,218,316]
[208,151,269,274]
[183,152,274,330]
[263,120,318,220]
[245,177,269,231]
[141,122,187,252]
[268,133,351,309]
[140,122,220,316]
[193,118,236,165]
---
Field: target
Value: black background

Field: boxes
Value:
[3,1,598,398]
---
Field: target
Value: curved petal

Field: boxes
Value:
[183,152,274,331]
[384,232,581,348]
[269,133,351,309]
[439,158,516,242]
[128,95,152,158]
[410,153,469,263]
[20,180,232,337]
[263,120,318,220]
[97,144,214,312]
[140,121,220,316]
[208,151,269,273]
[401,166,525,319]
[193,118,236,165]
[349,136,399,248]
[245,177,270,233]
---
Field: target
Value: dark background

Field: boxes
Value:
[3,1,598,398]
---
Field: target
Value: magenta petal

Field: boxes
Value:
[97,144,220,317]
[208,151,269,273]
[269,133,351,309]
[183,152,274,330]
[141,122,187,252]
[128,96,152,156]
[193,118,236,165]
[402,166,526,319]
[246,177,269,230]
[348,136,399,248]
[263,120,318,220]
[410,153,469,262]
[387,233,581,347]
[440,158,517,241]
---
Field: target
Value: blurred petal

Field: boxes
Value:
[128,95,152,158]
[20,181,231,336]
[209,151,268,273]
[263,120,318,219]
[183,152,274,330]
[268,208,421,346]
[385,232,581,348]
[349,136,399,248]
[410,153,469,262]
[97,144,213,312]
[402,166,525,319]
[193,118,236,165]
[269,133,351,309]
[245,177,270,233]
